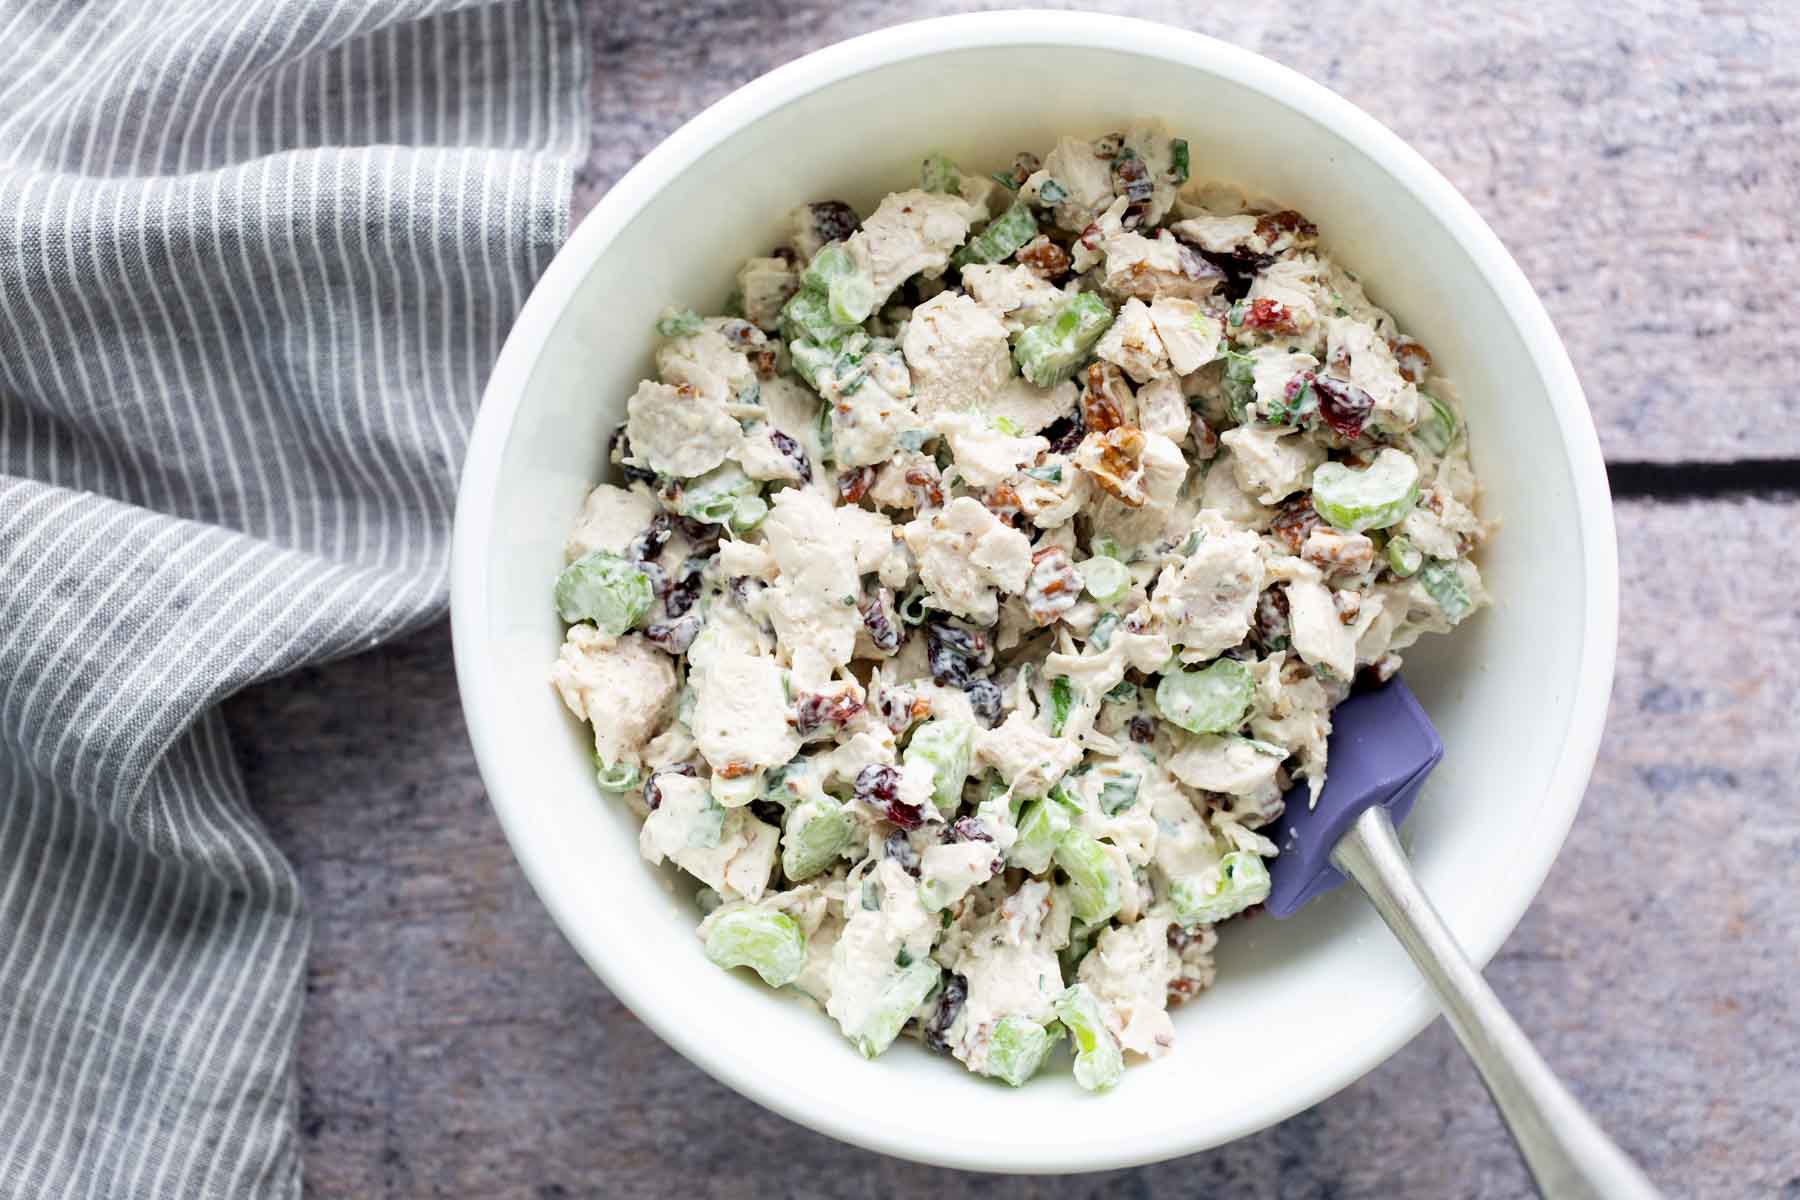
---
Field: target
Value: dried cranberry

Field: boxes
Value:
[643,762,696,811]
[665,556,705,618]
[838,465,876,504]
[948,816,993,843]
[768,429,812,483]
[677,517,723,554]
[643,613,701,655]
[926,619,990,688]
[626,512,674,565]
[749,799,786,828]
[1042,409,1086,456]
[792,690,865,738]
[607,425,656,487]
[963,677,1002,727]
[1112,150,1154,226]
[884,829,921,877]
[1313,375,1376,440]
[860,588,901,654]
[1128,716,1155,744]
[1187,246,1274,302]
[808,201,859,245]
[924,973,968,1053]
[855,764,920,829]
[1270,494,1323,555]
[1167,923,1203,953]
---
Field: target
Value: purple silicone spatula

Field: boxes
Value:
[1266,677,1659,1199]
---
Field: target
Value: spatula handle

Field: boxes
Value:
[1332,807,1660,1199]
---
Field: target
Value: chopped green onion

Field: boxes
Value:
[1048,676,1074,736]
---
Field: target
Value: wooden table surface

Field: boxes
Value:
[227,3,1800,1195]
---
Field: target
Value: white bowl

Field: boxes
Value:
[451,11,1617,1174]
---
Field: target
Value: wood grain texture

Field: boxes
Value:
[237,496,1799,1199]
[222,3,1800,1196]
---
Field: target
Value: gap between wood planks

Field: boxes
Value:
[1606,459,1800,501]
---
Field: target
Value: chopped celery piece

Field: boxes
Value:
[730,493,769,534]
[781,794,857,881]
[1167,850,1270,927]
[1414,391,1459,454]
[1036,178,1069,206]
[991,414,1023,436]
[1054,983,1123,1093]
[678,462,758,524]
[1023,463,1062,483]
[781,288,855,347]
[855,959,943,1058]
[919,152,961,193]
[1080,556,1131,606]
[654,307,703,338]
[1008,797,1070,874]
[1054,828,1120,926]
[904,718,975,815]
[553,550,653,634]
[1310,448,1421,533]
[984,1016,1053,1087]
[594,761,641,792]
[1013,293,1114,387]
[1385,534,1423,578]
[1155,657,1253,734]
[1419,558,1474,621]
[954,199,1038,267]
[800,241,856,292]
[1048,676,1074,736]
[828,271,877,325]
[1098,774,1139,816]
[704,909,806,987]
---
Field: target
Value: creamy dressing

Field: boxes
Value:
[549,123,1490,1088]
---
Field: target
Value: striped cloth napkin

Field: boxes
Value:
[0,2,586,1195]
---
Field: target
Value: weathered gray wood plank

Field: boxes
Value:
[574,0,1800,463]
[232,496,1800,1199]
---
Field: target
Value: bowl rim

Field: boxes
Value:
[451,9,1619,1173]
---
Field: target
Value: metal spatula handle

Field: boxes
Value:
[1332,807,1661,1199]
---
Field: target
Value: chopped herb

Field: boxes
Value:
[1023,463,1063,483]
[1169,138,1190,183]
[1099,775,1140,816]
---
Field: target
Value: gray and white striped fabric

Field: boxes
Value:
[0,2,586,1194]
